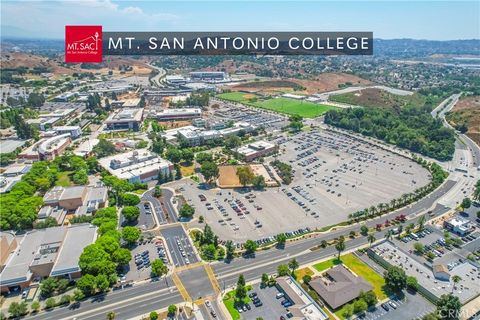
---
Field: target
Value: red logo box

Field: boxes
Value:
[65,26,102,63]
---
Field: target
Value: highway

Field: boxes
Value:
[26,95,480,320]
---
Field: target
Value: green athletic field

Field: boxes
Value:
[217,92,337,118]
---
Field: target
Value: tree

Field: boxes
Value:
[8,302,28,318]
[236,166,255,187]
[303,274,312,284]
[451,275,461,292]
[122,226,141,244]
[153,186,162,197]
[73,289,85,302]
[45,297,56,309]
[461,197,471,210]
[342,303,354,318]
[225,136,242,149]
[335,236,346,259]
[40,277,58,297]
[179,203,195,219]
[106,311,116,320]
[288,258,299,275]
[236,274,247,299]
[122,206,140,222]
[149,311,159,320]
[252,175,266,190]
[112,248,132,266]
[174,164,182,180]
[414,242,425,254]
[31,300,40,313]
[367,234,376,247]
[384,266,407,292]
[93,139,117,158]
[77,274,97,296]
[244,239,258,254]
[354,298,368,313]
[261,273,269,284]
[276,233,287,246]
[120,194,140,206]
[72,169,88,185]
[201,161,219,183]
[166,148,182,163]
[320,240,328,248]
[418,214,426,231]
[226,240,235,260]
[167,305,177,316]
[96,274,110,292]
[182,149,194,163]
[436,294,461,320]
[196,152,213,164]
[59,294,72,305]
[407,276,419,291]
[277,264,290,276]
[360,225,369,236]
[97,235,121,255]
[360,291,378,307]
[151,259,168,277]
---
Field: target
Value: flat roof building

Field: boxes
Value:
[98,149,173,183]
[276,276,329,320]
[43,185,108,213]
[0,224,97,293]
[105,108,143,131]
[190,71,226,81]
[150,108,202,122]
[309,264,373,309]
[444,216,475,236]
[236,140,278,162]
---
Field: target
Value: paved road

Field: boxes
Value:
[142,189,167,225]
[162,188,179,222]
[160,225,198,267]
[26,96,480,320]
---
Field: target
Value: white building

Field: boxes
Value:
[105,108,143,131]
[52,126,82,139]
[150,108,201,122]
[98,149,173,183]
[236,140,278,161]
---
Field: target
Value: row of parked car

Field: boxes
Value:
[401,228,433,243]
[134,250,151,270]
[155,240,169,265]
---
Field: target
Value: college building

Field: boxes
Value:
[235,140,278,161]
[0,224,97,293]
[98,149,173,183]
[105,108,144,131]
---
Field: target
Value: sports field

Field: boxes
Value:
[217,92,337,118]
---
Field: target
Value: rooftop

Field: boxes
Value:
[50,224,97,277]
[309,264,373,309]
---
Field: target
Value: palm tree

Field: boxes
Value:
[367,234,376,247]
[385,230,393,241]
[288,258,299,276]
[369,206,376,218]
[452,275,461,292]
[335,237,346,260]
[418,215,426,232]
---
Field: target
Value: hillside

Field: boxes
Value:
[446,96,480,146]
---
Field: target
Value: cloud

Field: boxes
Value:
[1,0,181,38]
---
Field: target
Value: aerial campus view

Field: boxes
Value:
[0,1,479,320]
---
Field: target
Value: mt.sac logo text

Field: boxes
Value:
[65,26,102,63]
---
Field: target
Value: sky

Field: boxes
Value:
[1,0,479,40]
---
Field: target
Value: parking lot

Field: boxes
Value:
[123,239,168,283]
[178,128,430,242]
[360,291,434,320]
[160,225,198,267]
[371,241,480,304]
[238,283,290,320]
[135,201,156,230]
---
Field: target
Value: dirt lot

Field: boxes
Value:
[230,73,371,95]
[217,165,242,188]
[449,96,480,145]
[329,88,425,110]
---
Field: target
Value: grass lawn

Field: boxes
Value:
[312,257,342,272]
[222,285,252,320]
[254,98,337,118]
[218,93,337,118]
[294,267,314,282]
[133,189,147,195]
[56,171,73,187]
[312,253,389,319]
